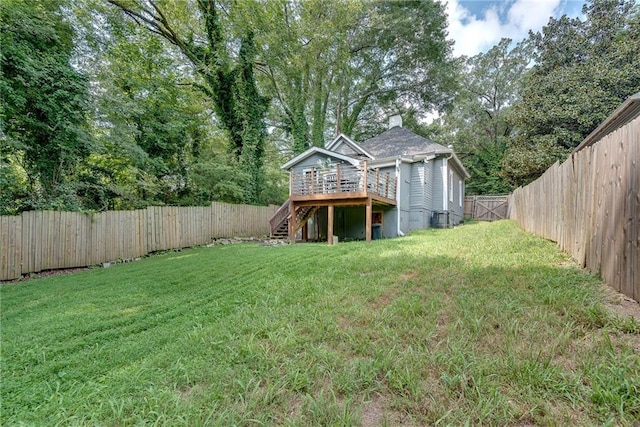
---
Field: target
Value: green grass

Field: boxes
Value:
[2,220,638,425]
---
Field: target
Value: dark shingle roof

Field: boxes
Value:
[360,126,451,158]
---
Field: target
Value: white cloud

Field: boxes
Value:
[445,0,570,57]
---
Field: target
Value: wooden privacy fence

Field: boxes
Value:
[464,195,509,221]
[509,114,639,303]
[0,202,278,281]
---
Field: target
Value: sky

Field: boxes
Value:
[446,0,586,56]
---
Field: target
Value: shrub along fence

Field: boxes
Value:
[509,95,639,303]
[0,202,278,281]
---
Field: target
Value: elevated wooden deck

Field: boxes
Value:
[270,163,397,243]
[289,163,397,206]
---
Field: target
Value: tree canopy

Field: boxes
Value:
[1,0,638,215]
[1,0,92,212]
[438,0,639,191]
[504,0,640,185]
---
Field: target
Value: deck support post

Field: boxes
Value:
[363,160,368,191]
[302,222,308,242]
[365,198,372,242]
[327,204,334,245]
[288,200,296,243]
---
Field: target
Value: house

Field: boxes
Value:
[269,116,470,243]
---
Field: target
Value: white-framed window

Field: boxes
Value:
[459,181,463,207]
[449,170,454,203]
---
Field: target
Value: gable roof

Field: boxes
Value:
[325,133,374,159]
[360,126,451,158]
[280,126,469,179]
[280,146,361,170]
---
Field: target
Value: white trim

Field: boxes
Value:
[442,158,448,211]
[449,170,454,203]
[367,160,397,168]
[396,159,405,237]
[281,146,360,170]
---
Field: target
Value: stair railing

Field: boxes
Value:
[269,199,291,235]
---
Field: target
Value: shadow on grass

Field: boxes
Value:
[1,222,638,425]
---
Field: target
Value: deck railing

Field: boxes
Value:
[289,163,396,201]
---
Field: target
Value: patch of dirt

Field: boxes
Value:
[361,394,411,427]
[286,396,303,420]
[175,384,205,402]
[361,395,386,427]
[370,286,400,310]
[2,267,90,285]
[399,272,419,283]
[602,285,640,323]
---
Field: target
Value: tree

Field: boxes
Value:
[87,15,212,208]
[334,0,456,141]
[1,0,92,212]
[107,0,270,204]
[245,0,456,155]
[505,0,640,186]
[438,39,531,194]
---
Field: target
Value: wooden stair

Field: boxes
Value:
[269,200,318,239]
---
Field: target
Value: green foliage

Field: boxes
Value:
[2,222,638,424]
[233,31,270,204]
[0,158,28,215]
[505,0,640,186]
[250,0,456,153]
[107,0,271,204]
[464,141,511,195]
[1,0,92,212]
[188,155,249,205]
[438,39,531,195]
[89,17,212,208]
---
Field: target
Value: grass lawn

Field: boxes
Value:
[1,220,639,425]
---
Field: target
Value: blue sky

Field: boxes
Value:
[446,0,586,56]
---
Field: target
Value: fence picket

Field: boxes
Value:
[509,115,639,303]
[1,202,278,280]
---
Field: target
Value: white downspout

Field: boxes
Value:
[396,159,405,237]
[442,154,453,211]
[442,157,448,211]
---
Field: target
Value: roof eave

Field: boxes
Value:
[281,146,360,170]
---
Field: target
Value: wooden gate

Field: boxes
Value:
[464,195,509,221]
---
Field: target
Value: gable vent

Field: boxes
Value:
[389,115,402,129]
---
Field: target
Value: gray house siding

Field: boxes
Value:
[432,158,446,212]
[449,167,465,224]
[382,208,398,238]
[424,160,433,213]
[292,152,350,170]
[334,144,360,157]
[338,207,366,239]
[409,162,425,230]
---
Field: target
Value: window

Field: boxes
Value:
[449,170,454,203]
[459,181,463,207]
